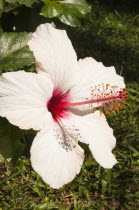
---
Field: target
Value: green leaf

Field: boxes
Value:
[58,0,91,27]
[0,0,4,17]
[34,203,59,210]
[64,0,91,15]
[58,3,83,27]
[0,0,4,10]
[5,0,37,7]
[3,3,19,13]
[0,118,25,164]
[0,32,35,71]
[0,0,19,15]
[0,153,4,163]
[40,0,63,18]
[0,25,2,33]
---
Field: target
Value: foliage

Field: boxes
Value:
[0,118,25,164]
[0,0,139,209]
[5,0,37,7]
[0,0,91,26]
[0,32,34,71]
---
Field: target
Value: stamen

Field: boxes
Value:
[60,84,128,114]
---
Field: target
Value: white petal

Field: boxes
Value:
[65,111,117,168]
[0,71,53,130]
[28,23,80,92]
[30,125,84,189]
[78,57,125,86]
[70,57,125,110]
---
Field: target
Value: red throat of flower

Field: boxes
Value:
[47,85,128,121]
[47,88,70,121]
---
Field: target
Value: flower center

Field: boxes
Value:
[47,88,70,121]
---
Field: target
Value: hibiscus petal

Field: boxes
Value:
[66,111,117,168]
[0,71,53,130]
[70,57,125,110]
[28,23,80,92]
[30,125,84,189]
[78,57,125,86]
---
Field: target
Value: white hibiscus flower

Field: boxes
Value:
[0,24,127,189]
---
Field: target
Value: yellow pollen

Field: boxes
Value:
[89,84,128,115]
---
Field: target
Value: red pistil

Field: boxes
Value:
[59,90,128,108]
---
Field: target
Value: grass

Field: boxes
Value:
[0,82,139,209]
[0,152,139,209]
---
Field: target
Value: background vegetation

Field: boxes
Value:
[0,0,139,209]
